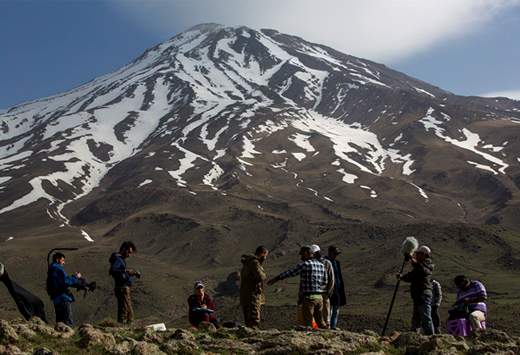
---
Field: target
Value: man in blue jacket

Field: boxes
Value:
[47,253,81,326]
[109,241,138,324]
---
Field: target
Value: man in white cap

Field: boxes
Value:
[311,244,335,328]
[397,245,435,335]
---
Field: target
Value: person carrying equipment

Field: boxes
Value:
[109,241,139,324]
[268,245,328,329]
[397,245,435,335]
[46,252,82,326]
[240,246,269,328]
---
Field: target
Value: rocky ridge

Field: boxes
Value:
[1,318,520,355]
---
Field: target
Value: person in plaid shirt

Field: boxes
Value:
[268,245,328,328]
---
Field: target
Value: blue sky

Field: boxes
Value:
[1,0,520,108]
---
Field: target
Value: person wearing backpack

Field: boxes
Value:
[46,253,81,326]
[109,241,138,324]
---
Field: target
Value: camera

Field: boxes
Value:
[73,277,97,298]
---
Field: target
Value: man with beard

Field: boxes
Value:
[240,246,269,328]
[397,245,435,335]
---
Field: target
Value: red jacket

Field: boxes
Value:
[188,293,217,327]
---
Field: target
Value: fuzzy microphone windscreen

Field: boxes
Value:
[401,236,419,256]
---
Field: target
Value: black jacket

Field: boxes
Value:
[325,257,347,306]
[109,253,132,288]
[401,257,434,300]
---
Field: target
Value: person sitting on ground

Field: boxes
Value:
[188,281,218,328]
[311,244,334,328]
[268,245,328,329]
[397,245,435,335]
[454,275,487,331]
[46,252,81,326]
[431,279,443,334]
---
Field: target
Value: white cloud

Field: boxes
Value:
[114,0,520,63]
[481,90,520,100]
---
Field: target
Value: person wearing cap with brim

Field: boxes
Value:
[325,246,347,330]
[268,245,328,329]
[187,280,218,328]
[397,245,435,335]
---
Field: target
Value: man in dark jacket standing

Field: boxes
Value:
[109,241,137,324]
[240,246,268,328]
[397,245,435,335]
[325,246,346,330]
[47,253,81,326]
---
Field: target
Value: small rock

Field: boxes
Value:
[0,344,24,355]
[162,339,200,354]
[33,348,57,355]
[170,328,195,341]
[0,320,19,344]
[12,324,36,340]
[78,323,116,349]
[131,341,166,355]
[197,322,217,333]
[27,318,57,338]
[54,322,75,339]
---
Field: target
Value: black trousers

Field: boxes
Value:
[54,301,73,326]
[431,305,441,333]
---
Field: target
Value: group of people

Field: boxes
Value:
[397,245,488,335]
[47,241,138,326]
[46,240,488,335]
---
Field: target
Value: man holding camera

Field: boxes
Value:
[109,241,138,324]
[47,252,82,326]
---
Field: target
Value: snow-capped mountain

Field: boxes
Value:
[2,23,520,241]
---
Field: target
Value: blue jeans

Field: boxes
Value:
[330,304,340,329]
[412,294,434,335]
[54,301,73,326]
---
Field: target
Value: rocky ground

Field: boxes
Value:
[1,318,520,355]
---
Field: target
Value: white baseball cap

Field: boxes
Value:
[310,244,321,253]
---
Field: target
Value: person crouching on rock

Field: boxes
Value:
[268,245,328,329]
[240,246,269,329]
[46,252,82,326]
[109,241,138,325]
[397,245,435,335]
[188,281,218,328]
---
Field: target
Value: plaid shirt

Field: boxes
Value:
[277,259,327,294]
